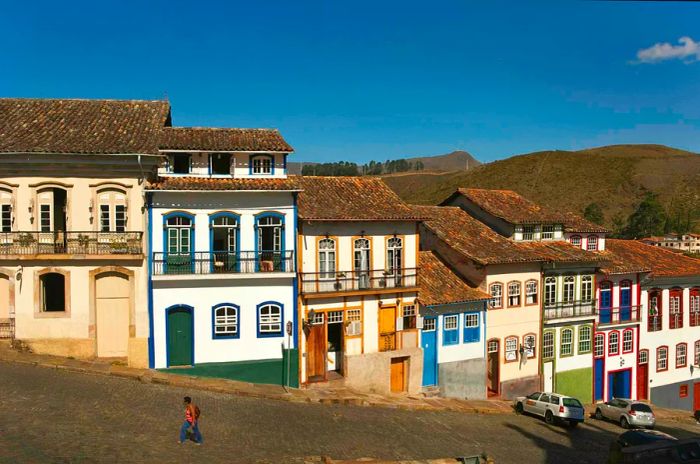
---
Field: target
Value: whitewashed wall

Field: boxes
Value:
[158,152,288,179]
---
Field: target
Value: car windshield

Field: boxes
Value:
[563,398,583,408]
[527,392,541,400]
[631,403,653,413]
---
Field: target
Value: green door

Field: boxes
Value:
[167,307,193,366]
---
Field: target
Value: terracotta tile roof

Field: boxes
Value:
[560,212,610,234]
[419,251,490,305]
[146,176,301,191]
[0,98,170,155]
[443,188,565,225]
[416,205,604,266]
[296,176,422,221]
[160,127,293,152]
[603,239,700,278]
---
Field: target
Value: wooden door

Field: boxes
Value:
[637,351,649,400]
[390,357,406,392]
[95,273,130,357]
[306,322,326,382]
[543,361,554,392]
[487,339,500,394]
[379,306,397,351]
[167,307,193,366]
[694,383,700,412]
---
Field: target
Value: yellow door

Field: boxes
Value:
[390,357,406,392]
[0,275,9,320]
[379,306,397,351]
[96,273,130,357]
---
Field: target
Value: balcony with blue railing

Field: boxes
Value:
[152,251,295,276]
[597,305,642,326]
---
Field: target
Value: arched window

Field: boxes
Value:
[608,331,619,356]
[561,328,573,356]
[594,333,605,358]
[525,279,538,305]
[563,276,575,304]
[690,288,700,327]
[570,235,582,248]
[353,238,371,289]
[657,346,668,372]
[544,277,557,306]
[622,329,634,353]
[386,237,403,276]
[543,331,555,360]
[578,326,592,354]
[212,304,239,339]
[318,238,336,279]
[256,213,284,271]
[505,336,518,362]
[489,283,503,309]
[670,288,684,329]
[619,280,632,322]
[587,235,598,251]
[164,212,194,274]
[508,281,521,307]
[676,343,688,368]
[581,276,593,302]
[257,302,283,337]
[648,289,662,332]
[97,188,127,232]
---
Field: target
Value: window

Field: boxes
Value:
[257,214,283,257]
[210,153,232,175]
[463,313,480,343]
[648,290,662,332]
[581,276,593,302]
[676,343,687,368]
[505,336,518,362]
[561,328,573,356]
[211,214,239,256]
[213,304,239,338]
[327,311,344,324]
[0,203,10,232]
[657,346,668,372]
[570,235,582,248]
[543,331,555,360]
[443,314,459,346]
[691,289,700,327]
[318,238,336,279]
[680,385,689,398]
[508,282,521,307]
[489,283,503,309]
[423,318,436,331]
[522,225,535,241]
[257,303,282,336]
[639,350,648,365]
[346,309,361,322]
[525,280,538,305]
[169,153,191,174]
[386,237,403,278]
[542,225,555,240]
[40,204,51,232]
[578,326,592,354]
[40,272,66,312]
[696,341,700,367]
[670,288,683,329]
[98,189,127,233]
[402,304,417,330]
[544,277,556,306]
[353,238,371,289]
[608,331,619,356]
[563,276,575,304]
[166,215,193,255]
[587,235,598,251]
[251,155,273,175]
[523,334,536,358]
[594,333,605,358]
[487,339,499,354]
[622,329,633,353]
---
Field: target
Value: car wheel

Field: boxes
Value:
[620,416,629,429]
[595,408,603,420]
[545,410,554,425]
[515,402,524,415]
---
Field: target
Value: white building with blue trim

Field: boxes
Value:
[147,127,300,384]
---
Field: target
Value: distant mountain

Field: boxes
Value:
[287,150,481,175]
[382,144,700,232]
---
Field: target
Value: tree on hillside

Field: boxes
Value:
[610,212,626,238]
[583,202,604,225]
[625,192,666,238]
[665,184,699,235]
[415,161,424,171]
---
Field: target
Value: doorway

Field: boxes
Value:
[543,361,554,392]
[390,357,408,393]
[95,272,130,357]
[608,369,631,401]
[37,188,67,252]
[487,339,500,395]
[306,313,326,382]
[326,311,344,376]
[595,358,605,401]
[694,383,700,412]
[210,153,231,175]
[256,215,283,271]
[421,317,438,386]
[637,350,649,400]
[379,306,397,352]
[166,305,193,367]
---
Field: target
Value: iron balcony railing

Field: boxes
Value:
[0,318,14,339]
[598,305,642,326]
[543,299,597,321]
[152,251,295,276]
[300,268,418,294]
[0,231,143,255]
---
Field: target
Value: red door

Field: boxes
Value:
[637,350,649,400]
[694,383,700,411]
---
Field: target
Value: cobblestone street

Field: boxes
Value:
[2,362,699,464]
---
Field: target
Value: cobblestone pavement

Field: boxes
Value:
[2,362,699,464]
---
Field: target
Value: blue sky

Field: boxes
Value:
[2,1,699,163]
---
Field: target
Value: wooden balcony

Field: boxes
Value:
[300,268,418,296]
[543,299,597,321]
[597,305,642,326]
[152,251,295,276]
[0,231,143,256]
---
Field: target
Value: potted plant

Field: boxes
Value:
[18,233,36,248]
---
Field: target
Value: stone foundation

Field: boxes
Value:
[345,347,423,395]
[438,358,487,399]
[23,338,95,358]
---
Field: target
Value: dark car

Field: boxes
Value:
[609,429,700,463]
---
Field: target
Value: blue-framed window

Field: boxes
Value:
[249,154,274,175]
[212,303,240,339]
[443,314,459,346]
[463,312,480,343]
[255,212,285,271]
[257,301,283,337]
[209,212,240,272]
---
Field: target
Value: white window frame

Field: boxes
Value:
[258,304,282,334]
[578,326,591,353]
[214,305,238,337]
[525,280,538,305]
[563,276,575,304]
[587,235,598,251]
[608,332,619,355]
[657,347,668,371]
[523,334,536,358]
[543,331,555,359]
[544,277,556,306]
[594,333,605,358]
[508,282,521,307]
[542,225,555,240]
[581,276,593,302]
[622,330,633,353]
[505,336,518,361]
[318,238,336,279]
[489,283,503,309]
[561,328,573,356]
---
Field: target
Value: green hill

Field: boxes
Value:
[382,144,700,232]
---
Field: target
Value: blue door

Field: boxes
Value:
[608,369,631,400]
[599,283,612,324]
[421,317,438,386]
[620,284,631,322]
[595,358,605,401]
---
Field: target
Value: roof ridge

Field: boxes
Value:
[166,126,281,132]
[0,97,168,103]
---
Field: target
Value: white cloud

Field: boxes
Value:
[635,36,700,64]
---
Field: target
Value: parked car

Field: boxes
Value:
[513,391,585,427]
[608,429,700,463]
[595,398,656,429]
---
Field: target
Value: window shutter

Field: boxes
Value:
[416,316,424,330]
[396,317,404,332]
[346,321,362,336]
